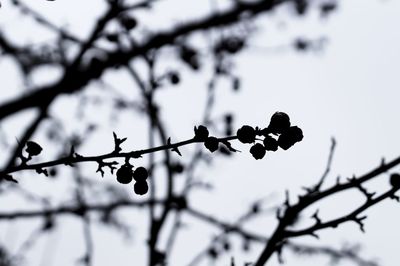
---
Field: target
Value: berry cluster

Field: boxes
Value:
[194,112,303,158]
[194,125,220,153]
[237,112,303,160]
[116,164,149,195]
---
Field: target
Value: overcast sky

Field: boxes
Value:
[1,0,400,266]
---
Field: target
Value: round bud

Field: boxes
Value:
[133,167,149,182]
[134,181,149,195]
[250,143,266,160]
[204,137,219,152]
[119,15,137,31]
[294,38,309,51]
[277,126,303,150]
[263,136,278,151]
[49,168,57,177]
[288,126,304,142]
[105,33,119,43]
[390,173,400,187]
[236,125,256,144]
[171,163,184,174]
[26,141,42,156]
[268,112,290,134]
[225,37,244,54]
[222,240,231,251]
[194,125,209,141]
[169,72,180,85]
[277,133,295,150]
[116,164,133,184]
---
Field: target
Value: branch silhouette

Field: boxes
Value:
[1,0,396,266]
[0,0,288,120]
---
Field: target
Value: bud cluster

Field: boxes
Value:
[237,112,303,160]
[194,125,220,153]
[116,163,149,195]
[194,112,303,159]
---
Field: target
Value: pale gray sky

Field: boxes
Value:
[0,0,400,266]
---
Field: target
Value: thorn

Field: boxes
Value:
[171,146,182,156]
[284,190,290,207]
[221,140,239,152]
[310,232,320,239]
[2,174,18,183]
[390,194,400,202]
[354,216,367,233]
[276,208,282,220]
[311,209,321,225]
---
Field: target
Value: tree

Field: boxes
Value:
[0,0,398,265]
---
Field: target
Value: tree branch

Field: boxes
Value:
[0,0,285,120]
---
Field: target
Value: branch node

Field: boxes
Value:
[112,132,127,153]
[353,215,367,233]
[311,209,321,225]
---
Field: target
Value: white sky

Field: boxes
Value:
[1,0,400,266]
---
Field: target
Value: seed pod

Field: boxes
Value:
[204,137,219,152]
[288,126,304,142]
[134,181,149,195]
[133,167,149,182]
[26,141,42,156]
[236,125,256,144]
[390,173,400,187]
[263,136,278,151]
[268,112,290,134]
[116,164,133,184]
[277,133,295,150]
[194,125,209,141]
[250,143,266,160]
